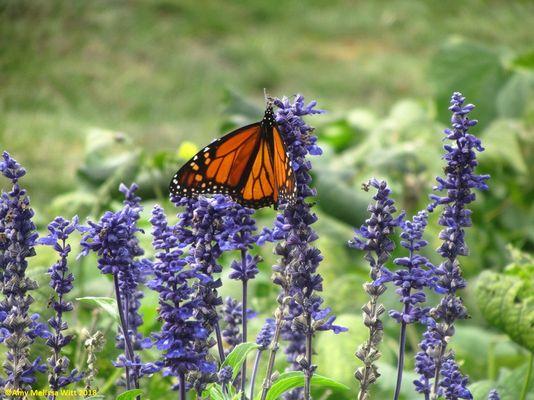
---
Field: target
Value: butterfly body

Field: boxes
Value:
[169,104,296,209]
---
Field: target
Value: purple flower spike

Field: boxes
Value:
[148,204,212,391]
[256,318,276,351]
[487,389,500,400]
[1,152,48,391]
[415,93,489,399]
[171,194,242,394]
[259,95,342,400]
[222,297,244,352]
[79,183,152,390]
[39,216,83,393]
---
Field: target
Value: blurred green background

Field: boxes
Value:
[1,1,533,399]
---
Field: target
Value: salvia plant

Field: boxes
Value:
[0,92,502,400]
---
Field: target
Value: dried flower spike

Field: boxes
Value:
[349,178,403,400]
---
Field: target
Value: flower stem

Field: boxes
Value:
[260,315,284,400]
[520,352,533,400]
[179,373,186,400]
[214,320,226,363]
[304,317,313,400]
[241,267,248,399]
[393,320,408,400]
[250,350,262,400]
[430,341,446,400]
[113,275,136,391]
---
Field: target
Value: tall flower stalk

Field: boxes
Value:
[38,216,83,398]
[79,183,151,392]
[260,95,345,400]
[173,194,238,394]
[148,204,212,399]
[249,318,275,400]
[349,179,403,400]
[375,211,439,400]
[225,203,259,397]
[415,92,489,400]
[0,151,48,393]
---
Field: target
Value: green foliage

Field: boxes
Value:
[116,389,143,400]
[221,342,260,380]
[77,297,119,321]
[475,256,534,352]
[256,371,350,400]
[429,40,508,128]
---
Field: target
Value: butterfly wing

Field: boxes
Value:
[239,125,296,208]
[169,112,297,209]
[169,123,262,199]
[272,126,296,204]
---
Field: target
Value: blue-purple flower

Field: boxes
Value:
[79,183,151,389]
[379,211,439,324]
[259,95,344,400]
[172,194,238,393]
[38,216,83,395]
[438,359,472,400]
[487,389,500,400]
[255,318,276,351]
[415,92,489,399]
[0,151,48,390]
[147,204,212,392]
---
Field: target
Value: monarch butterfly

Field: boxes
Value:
[169,100,296,209]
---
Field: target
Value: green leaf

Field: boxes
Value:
[85,397,105,400]
[77,128,140,185]
[480,119,529,174]
[77,296,119,321]
[496,72,534,119]
[116,389,143,400]
[221,342,259,380]
[495,359,534,400]
[207,384,225,400]
[258,371,349,400]
[429,40,508,129]
[475,270,534,352]
[315,173,370,227]
[469,380,496,400]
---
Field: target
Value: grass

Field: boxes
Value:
[1,0,533,203]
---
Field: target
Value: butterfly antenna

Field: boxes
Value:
[264,88,274,106]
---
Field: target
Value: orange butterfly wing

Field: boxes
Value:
[240,126,296,208]
[169,123,262,200]
[272,126,296,203]
[169,107,296,209]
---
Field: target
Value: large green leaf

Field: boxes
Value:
[475,270,534,352]
[221,342,259,380]
[429,40,508,129]
[77,296,119,321]
[495,360,534,400]
[257,371,350,400]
